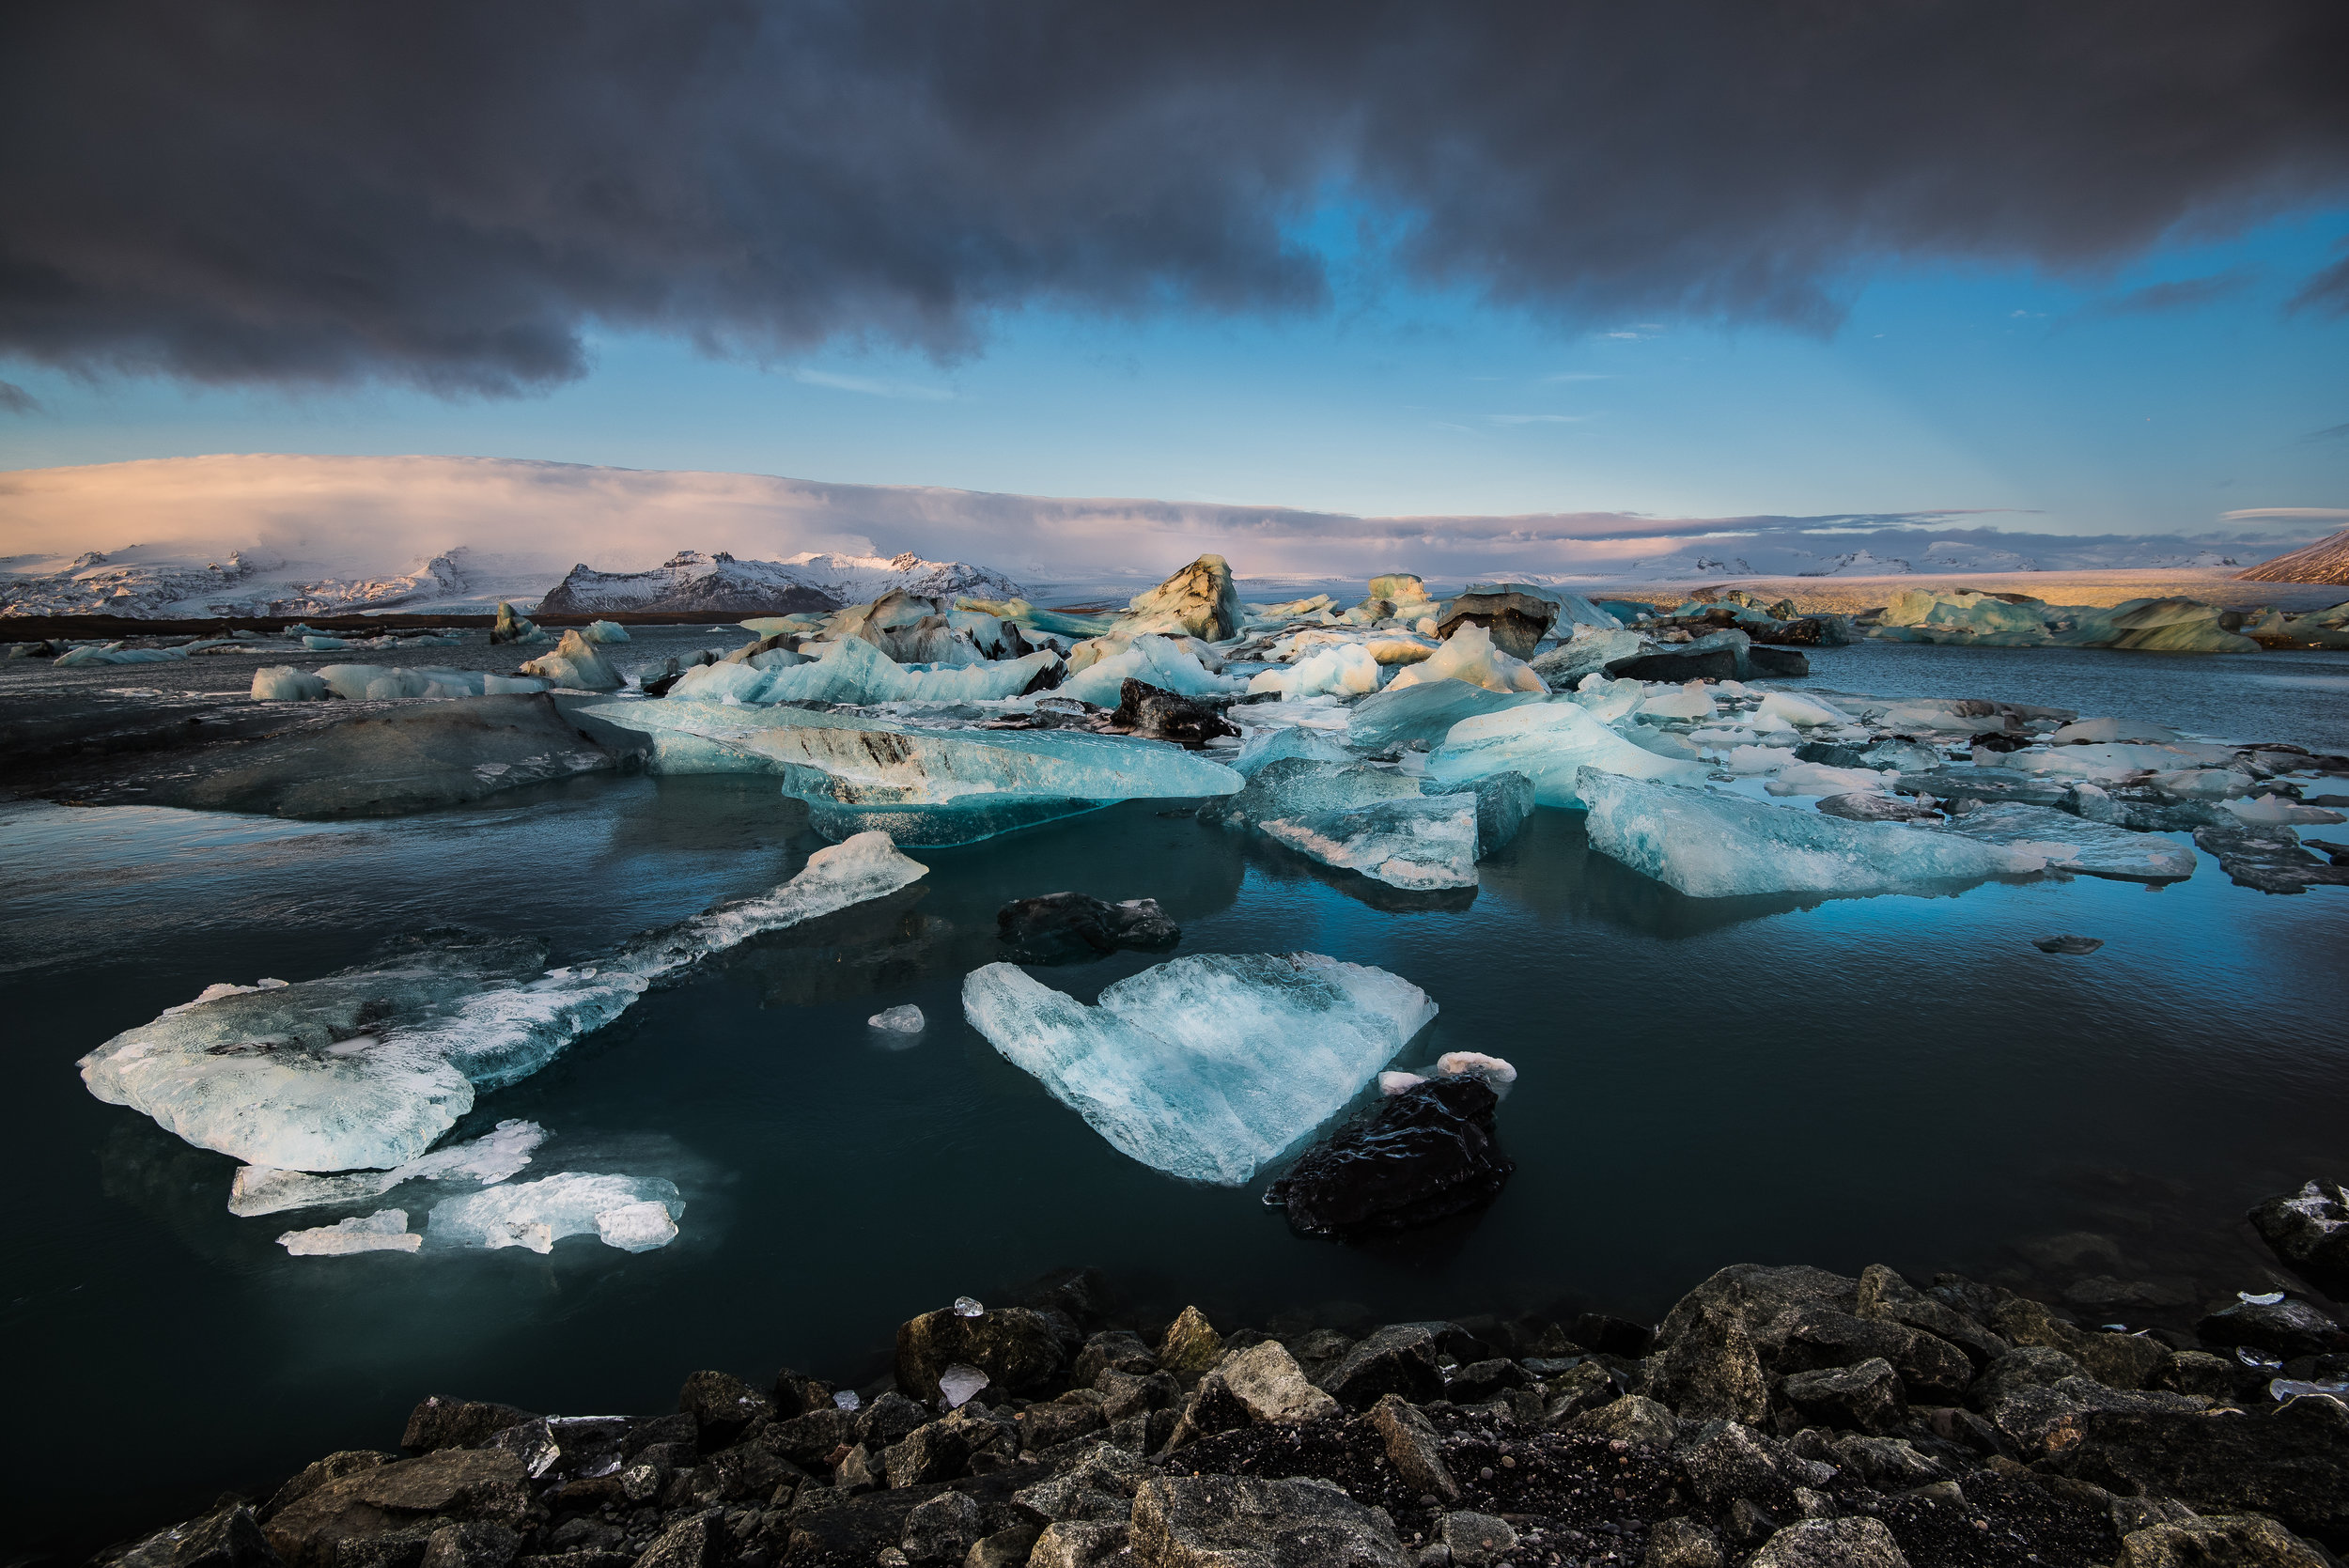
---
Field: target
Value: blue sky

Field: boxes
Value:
[4,208,2343,544]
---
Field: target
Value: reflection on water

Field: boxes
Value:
[5,695,2349,1548]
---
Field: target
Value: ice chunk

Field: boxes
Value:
[2050,716,2180,745]
[1378,1071,1428,1094]
[2148,768,2254,800]
[961,953,1439,1184]
[1637,682,1715,721]
[938,1364,991,1409]
[868,1004,926,1032]
[1999,740,2236,780]
[1259,796,1482,890]
[1872,588,2052,644]
[1579,768,2046,897]
[519,629,625,690]
[56,644,185,666]
[1529,629,1644,689]
[1939,801,2197,882]
[1231,723,1356,779]
[278,1208,421,1256]
[1058,633,1237,706]
[1752,691,1852,727]
[312,664,551,700]
[1246,642,1381,701]
[1436,1050,1517,1084]
[1346,677,1541,751]
[582,700,1241,846]
[428,1172,684,1253]
[229,1118,549,1217]
[580,620,631,644]
[1210,759,1423,830]
[1384,623,1547,695]
[953,1296,986,1316]
[252,666,329,701]
[82,833,928,1170]
[1423,769,1535,856]
[1121,554,1243,642]
[2054,597,2261,654]
[2226,794,2347,826]
[1764,762,1886,797]
[671,633,1059,706]
[1425,703,1707,807]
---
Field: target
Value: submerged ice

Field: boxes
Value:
[81,833,929,1171]
[428,1172,684,1255]
[961,953,1438,1184]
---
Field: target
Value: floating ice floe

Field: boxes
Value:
[1764,762,1887,797]
[1938,801,2197,882]
[2050,716,2181,746]
[81,832,928,1171]
[231,1118,548,1217]
[1230,724,1356,778]
[428,1172,684,1254]
[961,953,1438,1184]
[520,629,626,690]
[671,633,1060,705]
[1997,740,2237,780]
[278,1208,422,1256]
[1346,678,1541,751]
[1384,623,1547,695]
[1425,703,1707,807]
[581,699,1241,845]
[868,1004,926,1032]
[1258,796,1483,891]
[2224,794,2348,827]
[307,664,552,700]
[1436,1050,1517,1084]
[1579,768,2046,897]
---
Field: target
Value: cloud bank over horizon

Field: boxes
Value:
[3,3,2346,399]
[1,455,2328,596]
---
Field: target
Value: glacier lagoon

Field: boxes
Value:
[4,637,2349,1545]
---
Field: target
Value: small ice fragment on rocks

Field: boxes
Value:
[868,1004,926,1032]
[2270,1378,2349,1405]
[833,1389,862,1411]
[1379,1071,1428,1095]
[2240,1291,2287,1305]
[2238,1345,2284,1369]
[2032,935,2104,955]
[1436,1050,1517,1084]
[277,1208,421,1256]
[938,1363,991,1409]
[953,1296,986,1317]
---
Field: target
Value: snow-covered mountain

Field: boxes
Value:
[2237,529,2349,584]
[1797,549,1914,577]
[0,547,474,618]
[535,550,1026,614]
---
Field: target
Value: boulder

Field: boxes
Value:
[1158,1307,1226,1386]
[2115,1515,2334,1568]
[96,1500,280,1568]
[2053,1398,2349,1544]
[1315,1324,1454,1408]
[262,1449,537,1568]
[1264,1077,1515,1239]
[1540,1360,1622,1425]
[997,892,1182,964]
[881,1405,1013,1487]
[898,1490,982,1564]
[1113,679,1238,745]
[1437,592,1558,660]
[417,1521,520,1568]
[1779,1358,1906,1434]
[1367,1394,1459,1501]
[1442,1358,1531,1405]
[2194,1297,2348,1360]
[1014,1441,1150,1524]
[1828,1435,1947,1490]
[1745,1518,1909,1568]
[761,1405,859,1467]
[635,1513,726,1568]
[401,1399,540,1455]
[895,1305,1073,1403]
[858,1391,932,1450]
[676,1370,773,1448]
[1854,1265,2011,1369]
[1569,1394,1679,1450]
[1127,1473,1408,1567]
[1439,1510,1519,1568]
[1641,1518,1723,1568]
[1209,1341,1343,1425]
[1673,1421,1786,1509]
[1985,1375,2212,1457]
[1984,1295,2171,1389]
[1075,1330,1159,1386]
[2249,1181,2349,1298]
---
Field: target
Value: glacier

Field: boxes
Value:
[80,832,928,1171]
[961,953,1438,1185]
[1579,768,2046,897]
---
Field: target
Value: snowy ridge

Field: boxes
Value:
[2237,528,2349,584]
[0,548,473,619]
[535,550,1024,615]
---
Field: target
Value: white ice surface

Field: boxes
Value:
[428,1172,684,1254]
[670,633,1059,705]
[1425,703,1707,807]
[1384,623,1547,695]
[1058,633,1239,706]
[230,1118,548,1217]
[961,953,1438,1185]
[278,1208,421,1256]
[1257,796,1482,890]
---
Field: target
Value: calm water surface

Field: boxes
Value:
[4,644,2346,1551]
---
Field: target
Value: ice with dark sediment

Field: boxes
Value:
[1579,767,2046,897]
[962,953,1438,1184]
[1938,801,2198,882]
[79,833,928,1172]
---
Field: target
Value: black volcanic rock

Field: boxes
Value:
[998,892,1181,964]
[1265,1077,1514,1240]
[1112,678,1238,744]
[2251,1180,2349,1297]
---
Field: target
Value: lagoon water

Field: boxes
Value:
[6,639,2348,1550]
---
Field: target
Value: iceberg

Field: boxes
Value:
[1246,642,1381,701]
[1231,723,1356,778]
[1120,554,1244,642]
[1938,801,2197,882]
[1425,703,1707,807]
[1752,691,1853,727]
[312,664,551,700]
[1871,588,2052,645]
[2050,717,2181,746]
[428,1172,684,1254]
[1999,739,2236,780]
[1579,768,2046,897]
[1059,633,1237,706]
[54,644,186,666]
[580,699,1242,845]
[252,666,329,701]
[1259,796,1483,890]
[1208,758,1423,830]
[1346,677,1541,751]
[1763,762,1887,797]
[961,953,1438,1184]
[80,832,929,1170]
[1384,623,1547,695]
[278,1208,422,1257]
[670,633,1060,705]
[519,629,625,690]
[230,1118,547,1217]
[1637,683,1716,721]
[2225,794,2348,827]
[2053,598,2260,653]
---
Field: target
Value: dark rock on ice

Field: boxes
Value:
[2033,935,2104,955]
[1793,741,1867,768]
[996,892,1181,963]
[1264,1078,1515,1240]
[1437,590,1559,659]
[1112,678,1237,745]
[2251,1181,2349,1298]
[2195,825,2349,893]
[1605,644,1740,683]
[1817,791,1936,824]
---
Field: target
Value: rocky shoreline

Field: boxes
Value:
[96,1183,2349,1568]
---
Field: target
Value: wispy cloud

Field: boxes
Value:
[2087,269,2253,317]
[0,380,39,416]
[1487,412,1586,425]
[2302,421,2349,445]
[2220,506,2349,521]
[789,368,954,401]
[1541,372,1611,382]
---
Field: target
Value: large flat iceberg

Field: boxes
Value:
[81,833,928,1171]
[1579,768,2046,897]
[1426,703,1708,807]
[669,633,1060,705]
[961,954,1438,1185]
[1938,801,2197,883]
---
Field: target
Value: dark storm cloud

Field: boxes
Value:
[4,1,2346,395]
